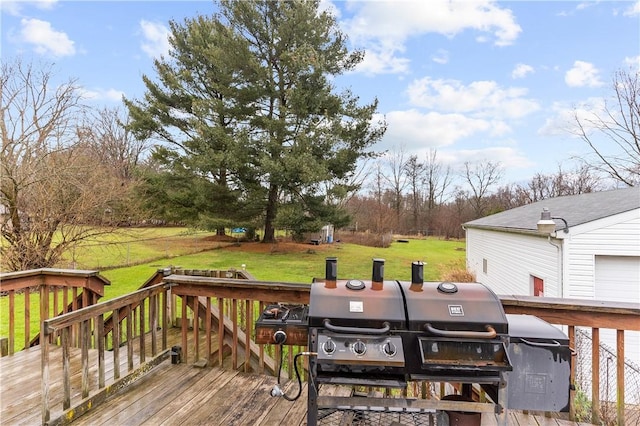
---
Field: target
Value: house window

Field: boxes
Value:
[532,276,544,297]
[482,258,488,274]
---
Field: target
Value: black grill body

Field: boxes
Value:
[503,314,572,411]
[256,258,573,425]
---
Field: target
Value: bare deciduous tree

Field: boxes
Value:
[461,160,504,218]
[382,146,409,230]
[79,106,148,181]
[571,69,640,187]
[0,59,136,271]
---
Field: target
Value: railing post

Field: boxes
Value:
[41,320,50,425]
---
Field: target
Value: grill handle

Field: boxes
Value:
[519,338,561,348]
[424,323,497,339]
[323,319,391,335]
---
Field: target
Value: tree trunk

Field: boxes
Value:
[263,183,278,243]
[216,227,226,236]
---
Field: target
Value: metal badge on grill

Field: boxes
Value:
[349,300,364,312]
[448,304,464,316]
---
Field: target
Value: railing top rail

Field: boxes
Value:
[43,283,168,334]
[500,294,640,315]
[163,274,312,293]
[0,267,109,282]
[0,268,111,296]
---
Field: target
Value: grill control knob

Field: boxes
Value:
[382,341,397,357]
[353,340,366,356]
[322,339,336,355]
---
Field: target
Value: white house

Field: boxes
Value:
[463,187,640,370]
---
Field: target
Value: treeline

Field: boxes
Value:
[344,150,608,239]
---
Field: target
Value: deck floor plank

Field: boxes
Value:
[1,339,593,426]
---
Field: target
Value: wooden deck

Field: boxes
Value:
[0,343,594,426]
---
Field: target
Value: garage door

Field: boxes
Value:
[594,255,639,388]
[595,255,640,303]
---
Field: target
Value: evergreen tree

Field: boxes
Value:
[126,0,385,241]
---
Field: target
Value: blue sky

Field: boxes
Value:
[2,0,639,185]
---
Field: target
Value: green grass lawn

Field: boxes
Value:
[1,231,466,353]
[60,227,222,270]
[100,238,465,295]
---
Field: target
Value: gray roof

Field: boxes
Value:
[464,187,640,233]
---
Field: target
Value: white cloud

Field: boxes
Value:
[1,0,57,15]
[356,44,410,75]
[139,20,170,59]
[341,0,521,75]
[565,60,604,88]
[623,1,640,16]
[431,49,449,65]
[441,146,533,169]
[538,97,606,137]
[81,87,125,103]
[624,55,640,71]
[512,63,534,79]
[406,77,540,119]
[19,18,75,57]
[380,110,493,149]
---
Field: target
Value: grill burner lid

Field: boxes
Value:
[438,282,458,293]
[346,280,366,290]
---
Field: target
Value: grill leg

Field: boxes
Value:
[497,376,509,426]
[307,328,318,426]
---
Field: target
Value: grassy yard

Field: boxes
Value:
[1,230,466,353]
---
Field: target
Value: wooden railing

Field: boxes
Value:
[163,275,639,426]
[1,269,636,425]
[0,269,109,355]
[40,282,170,425]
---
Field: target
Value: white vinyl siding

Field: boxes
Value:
[465,229,559,297]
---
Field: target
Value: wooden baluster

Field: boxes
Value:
[194,296,200,362]
[24,290,30,350]
[592,327,601,424]
[81,320,89,399]
[288,345,294,378]
[232,299,238,370]
[113,307,120,380]
[181,295,188,364]
[218,297,224,367]
[150,293,157,356]
[206,296,212,365]
[162,290,168,350]
[62,327,70,409]
[140,299,146,363]
[259,301,265,372]
[616,330,625,426]
[8,290,14,355]
[97,313,105,388]
[127,307,134,372]
[41,316,50,425]
[244,299,252,373]
[568,325,576,421]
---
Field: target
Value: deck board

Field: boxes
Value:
[1,341,592,426]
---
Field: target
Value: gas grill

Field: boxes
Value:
[255,257,572,425]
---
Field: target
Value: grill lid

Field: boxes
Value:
[308,279,406,329]
[400,281,508,334]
